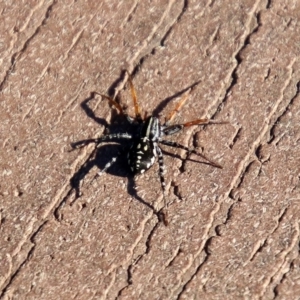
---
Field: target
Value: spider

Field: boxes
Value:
[72,71,224,214]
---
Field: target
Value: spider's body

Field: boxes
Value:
[128,116,159,174]
[72,71,224,197]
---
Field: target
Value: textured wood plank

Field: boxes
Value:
[0,1,299,299]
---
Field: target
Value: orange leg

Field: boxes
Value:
[94,92,124,115]
[126,70,142,120]
[181,118,209,127]
[165,93,189,125]
[181,119,229,127]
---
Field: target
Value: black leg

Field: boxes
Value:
[155,144,170,225]
[155,144,166,192]
[163,119,228,136]
[71,133,132,149]
[91,145,130,184]
[90,154,120,184]
[97,156,118,176]
[162,124,184,136]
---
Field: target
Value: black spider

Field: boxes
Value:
[71,71,225,222]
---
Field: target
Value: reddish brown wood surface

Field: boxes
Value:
[1,1,300,299]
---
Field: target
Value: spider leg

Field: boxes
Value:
[163,119,228,136]
[94,92,139,124]
[155,144,166,193]
[181,119,210,127]
[154,143,169,225]
[99,156,117,174]
[182,119,229,126]
[159,139,222,169]
[90,145,129,184]
[126,70,142,121]
[143,110,148,120]
[71,133,132,150]
[94,92,125,115]
[90,154,120,184]
[164,92,189,126]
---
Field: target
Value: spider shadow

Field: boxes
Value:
[80,69,127,128]
[161,149,217,171]
[152,79,202,118]
[80,93,117,128]
[69,143,156,212]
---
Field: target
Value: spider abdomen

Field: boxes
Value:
[128,138,157,174]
